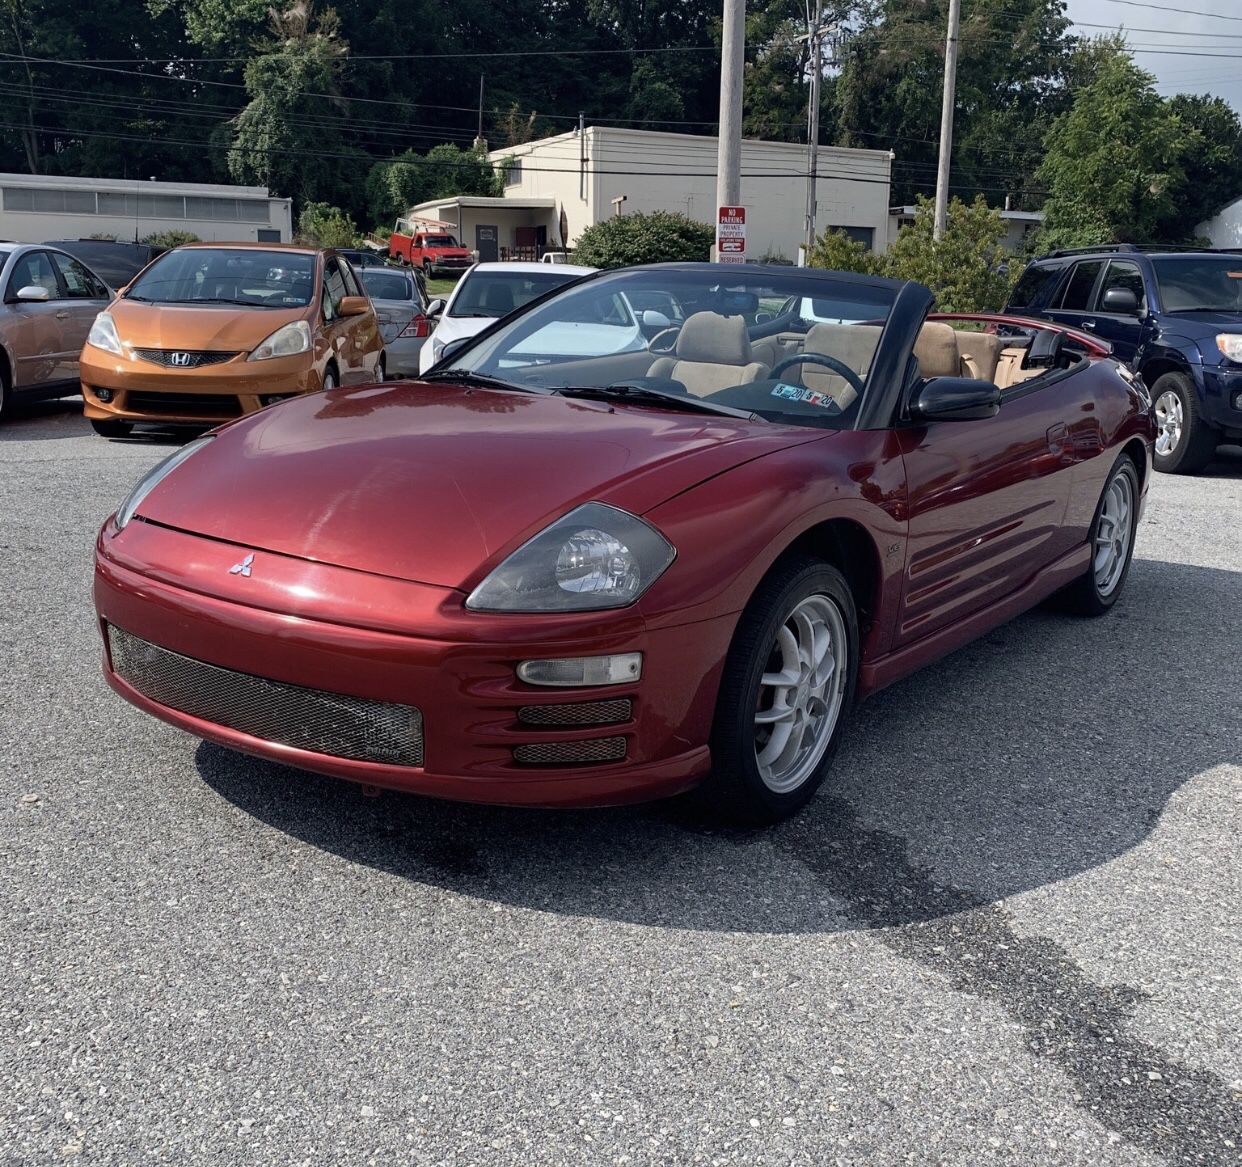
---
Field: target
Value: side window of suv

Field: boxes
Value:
[1097,260,1146,313]
[1008,263,1062,310]
[1057,261,1103,311]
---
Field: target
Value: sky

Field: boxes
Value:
[1063,0,1242,111]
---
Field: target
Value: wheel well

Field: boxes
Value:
[780,519,882,634]
[0,344,10,388]
[1122,436,1149,488]
[1138,356,1190,392]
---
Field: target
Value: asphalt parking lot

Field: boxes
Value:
[1,399,1239,1167]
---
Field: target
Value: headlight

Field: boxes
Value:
[248,320,311,361]
[466,503,676,612]
[87,312,122,356]
[1216,334,1242,362]
[114,437,214,530]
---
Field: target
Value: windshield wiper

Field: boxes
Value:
[556,383,761,420]
[160,297,272,306]
[421,369,541,393]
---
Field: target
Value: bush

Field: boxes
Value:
[573,211,715,268]
[296,201,357,248]
[806,229,881,276]
[141,230,201,249]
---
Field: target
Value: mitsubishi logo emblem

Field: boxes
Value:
[169,351,193,367]
[229,553,255,578]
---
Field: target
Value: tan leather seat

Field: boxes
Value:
[800,322,883,409]
[955,332,1004,382]
[914,321,962,378]
[648,312,769,397]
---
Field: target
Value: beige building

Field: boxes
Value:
[409,126,893,263]
[887,204,1044,252]
[0,172,292,244]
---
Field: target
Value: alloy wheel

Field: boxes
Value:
[1094,468,1134,597]
[1154,389,1182,457]
[753,594,849,794]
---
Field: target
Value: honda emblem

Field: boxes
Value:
[169,351,193,367]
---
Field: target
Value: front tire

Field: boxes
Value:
[1057,453,1140,616]
[320,365,338,392]
[90,418,133,438]
[1151,371,1216,474]
[702,556,858,825]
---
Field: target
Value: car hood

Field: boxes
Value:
[133,381,825,589]
[433,316,490,348]
[1160,309,1242,333]
[108,298,308,352]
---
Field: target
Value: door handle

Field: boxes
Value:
[1047,422,1068,458]
[55,310,70,320]
[1081,320,1096,330]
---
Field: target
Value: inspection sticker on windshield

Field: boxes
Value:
[771,382,838,409]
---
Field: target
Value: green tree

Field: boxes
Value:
[1036,48,1188,247]
[1164,94,1242,238]
[363,143,500,229]
[573,211,714,268]
[141,229,201,248]
[297,200,356,246]
[806,228,881,276]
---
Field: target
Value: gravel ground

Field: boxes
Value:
[1,399,1239,1167]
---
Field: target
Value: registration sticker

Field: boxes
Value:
[771,383,838,409]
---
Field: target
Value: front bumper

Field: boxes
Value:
[94,521,728,807]
[80,348,318,424]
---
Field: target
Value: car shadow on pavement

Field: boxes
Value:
[196,556,1239,935]
[0,397,86,439]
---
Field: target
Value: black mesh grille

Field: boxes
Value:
[517,700,632,727]
[132,349,239,369]
[126,392,242,417]
[512,737,626,766]
[107,625,424,767]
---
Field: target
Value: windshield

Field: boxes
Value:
[360,270,413,301]
[1152,256,1242,313]
[424,235,459,247]
[450,270,583,318]
[441,267,897,429]
[126,248,316,307]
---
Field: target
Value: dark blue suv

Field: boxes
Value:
[1005,245,1242,472]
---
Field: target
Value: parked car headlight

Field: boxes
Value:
[248,320,311,361]
[466,503,676,612]
[1216,334,1242,363]
[87,312,123,356]
[114,437,214,530]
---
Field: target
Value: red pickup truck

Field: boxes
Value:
[388,218,473,277]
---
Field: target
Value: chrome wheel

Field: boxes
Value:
[1094,469,1134,597]
[754,594,848,794]
[1154,389,1182,457]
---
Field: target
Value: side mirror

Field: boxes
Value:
[338,295,369,317]
[911,376,1001,422]
[16,284,50,302]
[438,337,471,363]
[1101,286,1140,315]
[426,298,446,317]
[641,309,672,331]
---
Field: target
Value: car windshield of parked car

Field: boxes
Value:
[450,270,582,319]
[440,267,896,429]
[1152,256,1242,313]
[125,248,316,308]
[424,235,458,247]
[360,270,413,301]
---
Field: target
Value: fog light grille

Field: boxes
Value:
[517,699,632,728]
[512,737,627,766]
[107,625,423,766]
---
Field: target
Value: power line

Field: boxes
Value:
[29,45,722,65]
[1089,0,1242,21]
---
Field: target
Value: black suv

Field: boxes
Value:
[1006,245,1242,472]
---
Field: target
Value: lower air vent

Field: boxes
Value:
[512,737,627,767]
[517,699,632,728]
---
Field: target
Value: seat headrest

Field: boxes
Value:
[675,312,752,366]
[914,322,961,379]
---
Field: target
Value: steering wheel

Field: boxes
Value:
[647,326,682,355]
[770,352,866,399]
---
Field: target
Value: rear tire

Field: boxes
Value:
[1057,453,1139,616]
[0,363,10,421]
[1151,371,1217,474]
[699,556,858,825]
[90,418,133,438]
[422,260,433,280]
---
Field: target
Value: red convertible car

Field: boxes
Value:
[93,264,1155,824]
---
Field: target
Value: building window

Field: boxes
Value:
[831,225,875,250]
[2,185,271,224]
[504,158,522,187]
[3,187,96,214]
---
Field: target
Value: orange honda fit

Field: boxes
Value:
[79,243,383,436]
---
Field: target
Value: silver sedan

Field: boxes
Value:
[358,266,430,378]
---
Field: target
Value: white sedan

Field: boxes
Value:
[419,261,595,373]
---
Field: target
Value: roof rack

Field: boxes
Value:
[1040,243,1242,259]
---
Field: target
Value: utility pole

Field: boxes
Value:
[801,2,824,265]
[933,0,961,241]
[578,111,586,201]
[473,75,487,151]
[715,0,745,221]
